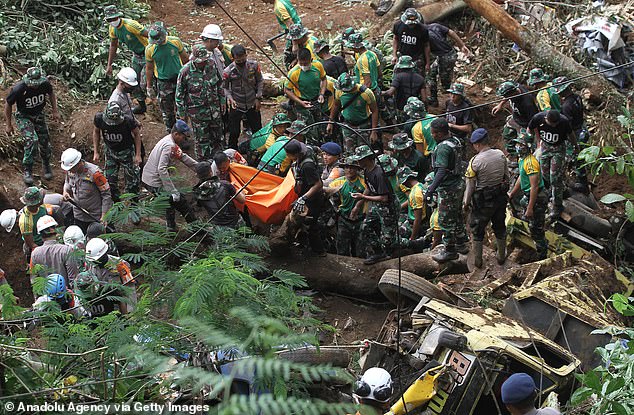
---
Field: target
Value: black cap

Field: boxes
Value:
[285,139,306,155]
[430,117,449,132]
[195,161,212,179]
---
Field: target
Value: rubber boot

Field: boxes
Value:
[432,245,458,263]
[132,100,147,115]
[473,240,483,268]
[166,208,177,232]
[23,164,34,185]
[496,238,506,265]
[42,158,53,180]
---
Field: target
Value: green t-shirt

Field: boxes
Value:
[519,154,544,193]
[250,122,273,151]
[407,182,425,222]
[388,175,408,205]
[285,62,325,101]
[145,36,185,80]
[354,50,379,91]
[433,138,462,189]
[274,0,301,31]
[335,87,376,125]
[109,18,148,55]
[330,176,365,217]
[261,136,290,166]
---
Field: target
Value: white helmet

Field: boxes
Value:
[353,367,393,403]
[85,237,109,261]
[0,209,17,233]
[61,148,82,171]
[36,215,58,234]
[117,67,138,86]
[63,225,86,249]
[200,24,223,40]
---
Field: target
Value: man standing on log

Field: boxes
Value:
[491,80,538,156]
[350,145,399,265]
[462,128,509,268]
[425,118,468,263]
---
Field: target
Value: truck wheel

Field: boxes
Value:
[378,269,452,306]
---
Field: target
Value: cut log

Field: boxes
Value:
[462,0,624,110]
[382,0,466,27]
[266,251,469,298]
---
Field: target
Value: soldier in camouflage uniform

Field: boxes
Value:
[349,145,399,265]
[398,166,428,250]
[528,68,561,112]
[145,23,189,131]
[491,80,538,157]
[176,44,225,160]
[5,67,60,185]
[425,118,468,263]
[92,102,142,202]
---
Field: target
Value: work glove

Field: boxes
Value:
[292,196,306,213]
[171,193,181,203]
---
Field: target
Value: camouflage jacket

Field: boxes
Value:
[175,60,225,120]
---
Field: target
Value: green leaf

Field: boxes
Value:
[581,369,602,391]
[601,193,627,204]
[612,402,629,415]
[610,293,632,315]
[570,386,593,406]
[604,377,625,395]
[626,201,634,223]
[617,157,626,174]
[603,146,615,156]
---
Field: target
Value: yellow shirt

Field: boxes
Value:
[285,61,326,100]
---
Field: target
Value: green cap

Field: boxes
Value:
[388,133,414,150]
[401,8,422,25]
[346,33,365,49]
[496,80,519,97]
[148,23,167,45]
[286,120,307,134]
[21,186,43,206]
[23,67,46,87]
[335,72,355,92]
[447,82,465,96]
[104,102,124,126]
[287,24,309,40]
[551,76,571,94]
[404,97,426,118]
[351,145,374,161]
[342,27,356,40]
[313,39,329,54]
[192,43,209,64]
[104,5,123,20]
[527,68,549,86]
[378,153,398,175]
[272,113,292,127]
[398,166,417,186]
[395,55,416,70]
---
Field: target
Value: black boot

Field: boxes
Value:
[42,158,53,180]
[23,164,34,185]
[166,208,177,232]
[132,100,147,115]
[432,245,458,263]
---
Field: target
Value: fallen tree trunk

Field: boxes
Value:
[382,0,466,26]
[463,0,624,111]
[266,252,469,297]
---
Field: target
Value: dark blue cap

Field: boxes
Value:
[469,128,488,144]
[174,119,192,135]
[501,373,536,404]
[320,142,342,156]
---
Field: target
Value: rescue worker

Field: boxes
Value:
[5,67,60,184]
[423,171,444,248]
[348,33,387,125]
[314,39,347,80]
[210,151,233,182]
[258,127,290,175]
[145,22,189,131]
[176,43,224,160]
[287,140,326,256]
[199,24,227,84]
[508,137,549,260]
[284,47,327,142]
[109,67,142,131]
[86,222,120,257]
[351,367,394,412]
[287,23,319,65]
[223,44,264,149]
[141,120,198,231]
[73,271,117,318]
[61,148,114,233]
[327,73,379,152]
[388,133,427,180]
[254,113,292,156]
[528,109,576,220]
[463,128,509,267]
[93,102,142,202]
[382,55,425,122]
[426,118,468,263]
[262,0,301,67]
[85,237,136,314]
[392,8,430,81]
[17,187,61,256]
[350,145,399,265]
[445,83,473,142]
[30,215,79,286]
[42,191,74,227]
[553,76,589,192]
[380,153,409,214]
[501,373,561,415]
[63,225,86,250]
[320,142,344,187]
[408,98,436,159]
[427,22,471,107]
[32,273,85,318]
[398,166,427,243]
[527,68,561,111]
[193,162,245,228]
[326,156,366,257]
[491,80,538,156]
[104,5,148,114]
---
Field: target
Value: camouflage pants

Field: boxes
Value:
[191,115,224,160]
[156,78,177,131]
[437,181,466,249]
[342,118,371,153]
[131,53,147,104]
[469,190,508,241]
[539,147,566,212]
[16,111,51,166]
[428,51,458,100]
[361,199,399,257]
[336,216,364,257]
[105,146,140,202]
[527,189,549,259]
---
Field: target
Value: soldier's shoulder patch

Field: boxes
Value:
[93,171,110,191]
[171,144,183,160]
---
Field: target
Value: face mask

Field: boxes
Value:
[123,86,134,93]
[109,19,121,28]
[406,19,417,25]
[300,65,311,72]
